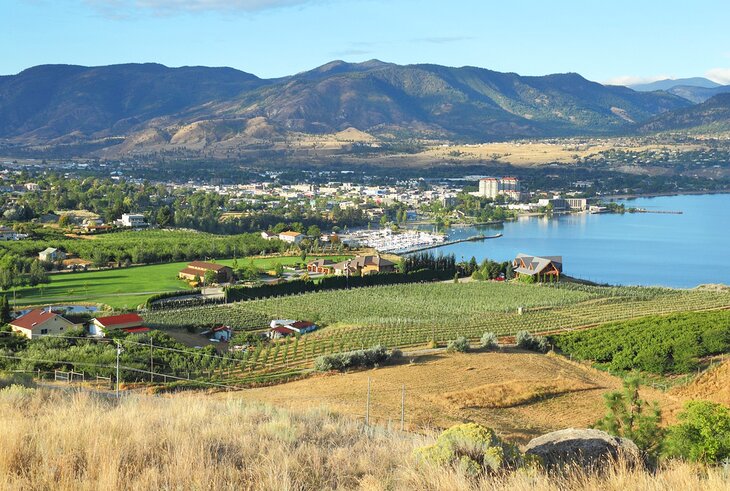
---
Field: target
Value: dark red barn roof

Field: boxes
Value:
[94,313,144,327]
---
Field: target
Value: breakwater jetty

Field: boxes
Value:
[399,233,502,254]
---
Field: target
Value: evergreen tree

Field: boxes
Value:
[0,295,10,324]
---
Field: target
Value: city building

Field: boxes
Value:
[478,178,500,199]
[478,177,521,200]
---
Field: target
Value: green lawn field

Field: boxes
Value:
[9,255,351,311]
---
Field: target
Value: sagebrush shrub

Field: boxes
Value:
[515,331,548,353]
[480,332,498,349]
[447,337,470,353]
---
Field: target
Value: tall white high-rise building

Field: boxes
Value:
[478,178,500,199]
[478,177,521,200]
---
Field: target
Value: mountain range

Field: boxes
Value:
[0,61,725,158]
[630,77,730,104]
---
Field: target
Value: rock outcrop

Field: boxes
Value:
[525,428,642,470]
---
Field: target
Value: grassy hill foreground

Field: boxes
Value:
[0,384,727,490]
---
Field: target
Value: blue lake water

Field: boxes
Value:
[429,193,730,288]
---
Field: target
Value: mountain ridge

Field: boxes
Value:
[0,61,694,156]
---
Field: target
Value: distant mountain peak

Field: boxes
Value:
[631,77,721,92]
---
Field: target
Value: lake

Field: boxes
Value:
[429,193,730,288]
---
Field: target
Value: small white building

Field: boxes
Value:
[120,213,147,228]
[10,308,80,339]
[38,247,65,262]
[278,231,304,244]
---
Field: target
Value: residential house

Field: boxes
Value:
[332,255,396,276]
[278,231,304,244]
[203,326,232,342]
[267,320,318,339]
[119,213,147,228]
[512,253,563,280]
[0,226,17,241]
[38,247,66,262]
[178,261,234,283]
[260,231,277,240]
[307,259,336,274]
[89,313,148,337]
[10,308,80,339]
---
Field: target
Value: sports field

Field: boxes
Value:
[10,255,350,310]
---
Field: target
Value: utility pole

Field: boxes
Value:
[365,377,371,426]
[400,384,405,431]
[115,340,122,399]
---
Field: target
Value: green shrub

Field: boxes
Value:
[314,345,390,372]
[664,401,730,464]
[447,336,470,353]
[415,423,527,475]
[516,331,548,353]
[480,332,498,350]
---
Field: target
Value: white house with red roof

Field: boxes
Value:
[267,320,318,339]
[89,313,148,337]
[9,308,80,339]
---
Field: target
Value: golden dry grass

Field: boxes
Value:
[671,359,730,406]
[242,350,684,443]
[442,379,597,410]
[0,385,727,491]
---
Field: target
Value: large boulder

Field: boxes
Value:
[525,428,642,470]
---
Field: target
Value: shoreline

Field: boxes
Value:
[602,189,730,200]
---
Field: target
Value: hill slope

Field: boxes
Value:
[639,93,730,133]
[0,61,692,154]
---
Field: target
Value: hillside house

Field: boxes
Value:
[332,255,396,276]
[10,308,80,339]
[278,230,304,244]
[119,213,147,228]
[512,253,563,280]
[307,259,336,274]
[178,261,234,284]
[38,247,66,262]
[267,320,318,339]
[89,313,148,337]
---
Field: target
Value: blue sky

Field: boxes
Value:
[3,0,730,84]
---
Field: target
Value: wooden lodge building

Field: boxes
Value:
[178,261,234,284]
[512,253,563,280]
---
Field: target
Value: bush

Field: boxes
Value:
[663,401,730,464]
[480,332,499,350]
[447,336,470,353]
[516,331,549,353]
[415,423,527,475]
[314,345,391,372]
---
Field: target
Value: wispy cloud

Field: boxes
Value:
[706,67,730,85]
[603,74,672,87]
[84,0,326,16]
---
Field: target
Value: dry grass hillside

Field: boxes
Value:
[1,385,728,491]
[671,359,730,406]
[242,350,684,444]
